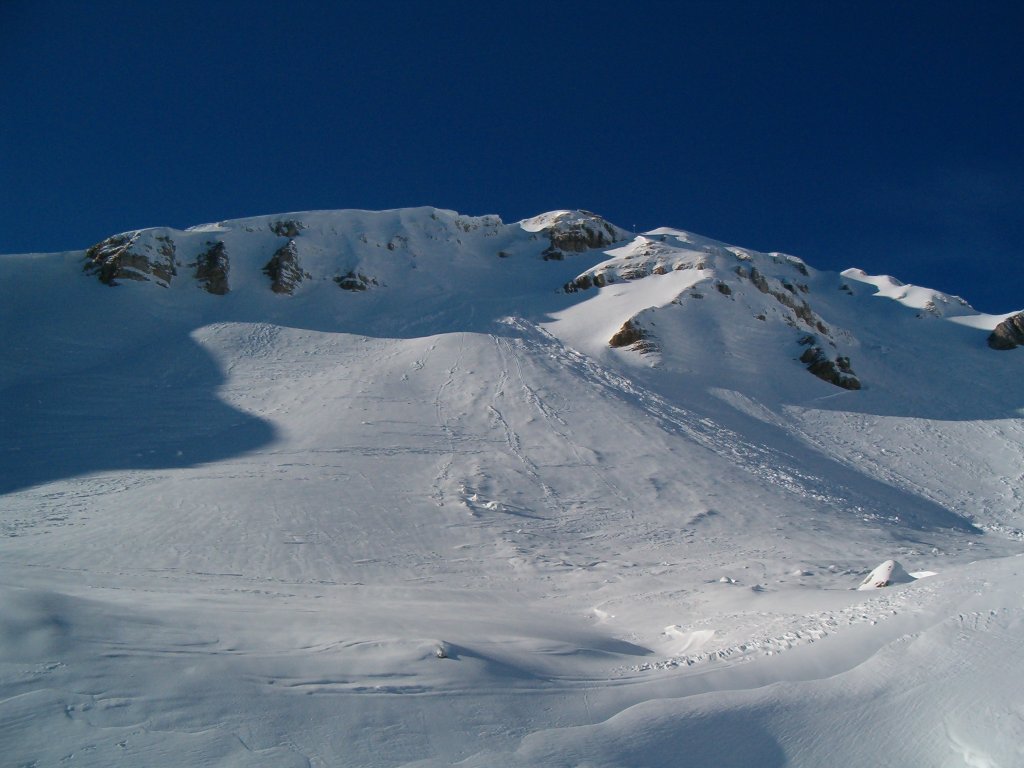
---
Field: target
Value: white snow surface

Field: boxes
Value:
[1,207,1022,767]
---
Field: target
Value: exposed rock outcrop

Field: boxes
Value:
[609,319,644,348]
[609,319,658,354]
[987,312,1024,350]
[548,212,621,250]
[83,233,177,287]
[263,239,307,295]
[739,266,828,334]
[529,210,628,261]
[564,271,611,293]
[563,238,708,293]
[798,335,860,390]
[334,271,379,291]
[194,241,230,295]
[745,265,771,294]
[270,219,305,237]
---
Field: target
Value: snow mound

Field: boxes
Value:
[857,559,915,590]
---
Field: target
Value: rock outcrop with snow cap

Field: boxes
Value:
[520,209,630,261]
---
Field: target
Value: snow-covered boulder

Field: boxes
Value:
[857,559,914,590]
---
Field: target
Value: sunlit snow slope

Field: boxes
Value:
[2,207,1022,767]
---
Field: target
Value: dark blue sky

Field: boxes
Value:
[3,1,1021,311]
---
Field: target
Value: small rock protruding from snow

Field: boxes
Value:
[798,335,861,390]
[609,318,646,349]
[857,559,914,590]
[987,311,1024,350]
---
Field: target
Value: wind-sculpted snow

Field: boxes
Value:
[1,206,1022,767]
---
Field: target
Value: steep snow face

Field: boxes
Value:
[1,206,1023,768]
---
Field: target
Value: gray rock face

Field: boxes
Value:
[334,271,379,291]
[608,318,658,354]
[798,336,861,390]
[270,219,305,237]
[563,238,706,293]
[987,312,1024,350]
[194,241,230,295]
[263,240,306,295]
[540,211,627,261]
[564,271,611,293]
[83,233,177,287]
[740,266,828,335]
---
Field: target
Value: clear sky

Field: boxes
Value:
[2,1,1021,312]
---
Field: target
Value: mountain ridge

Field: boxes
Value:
[9,205,1021,417]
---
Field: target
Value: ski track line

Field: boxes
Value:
[506,318,860,516]
[492,335,567,518]
[499,334,633,516]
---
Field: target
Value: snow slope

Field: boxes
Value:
[1,207,1022,767]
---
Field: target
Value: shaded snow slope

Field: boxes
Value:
[1,207,1022,767]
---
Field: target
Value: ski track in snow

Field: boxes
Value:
[506,319,868,520]
[487,335,566,519]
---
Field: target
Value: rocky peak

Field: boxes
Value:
[520,210,630,261]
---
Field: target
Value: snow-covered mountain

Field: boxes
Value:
[2,207,1022,767]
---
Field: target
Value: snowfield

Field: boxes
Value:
[1,207,1021,767]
